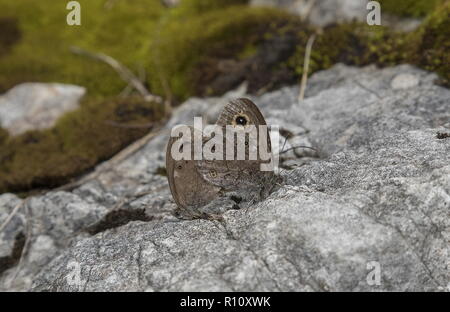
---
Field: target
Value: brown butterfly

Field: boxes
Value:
[166,98,276,217]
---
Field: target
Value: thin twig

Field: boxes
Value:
[298,0,317,22]
[280,145,318,154]
[119,83,134,98]
[70,46,163,104]
[280,136,289,155]
[298,33,316,103]
[353,80,382,99]
[8,198,32,287]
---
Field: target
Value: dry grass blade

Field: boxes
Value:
[280,145,318,154]
[298,0,317,22]
[70,46,163,104]
[298,33,316,103]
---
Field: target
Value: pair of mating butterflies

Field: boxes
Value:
[166,98,277,217]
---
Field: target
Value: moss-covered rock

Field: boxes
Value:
[148,6,308,100]
[406,1,450,86]
[379,0,443,18]
[2,0,448,100]
[0,0,253,98]
[286,22,407,80]
[0,96,164,193]
[0,0,166,95]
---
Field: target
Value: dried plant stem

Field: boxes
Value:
[298,0,317,22]
[0,200,27,234]
[70,46,163,104]
[9,199,32,286]
[280,145,318,154]
[298,33,316,103]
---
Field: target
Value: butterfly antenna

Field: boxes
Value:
[280,145,318,155]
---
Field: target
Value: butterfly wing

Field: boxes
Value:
[166,127,221,210]
[196,98,275,192]
[216,98,267,128]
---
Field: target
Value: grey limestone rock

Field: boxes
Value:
[0,83,85,136]
[0,64,448,291]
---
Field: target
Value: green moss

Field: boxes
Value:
[0,0,165,95]
[2,0,448,100]
[0,17,21,57]
[379,0,443,18]
[171,0,249,16]
[0,0,266,100]
[0,0,169,193]
[238,44,259,60]
[287,1,449,84]
[0,128,9,144]
[405,1,450,86]
[289,15,450,88]
[148,6,306,99]
[0,97,164,193]
[287,22,407,79]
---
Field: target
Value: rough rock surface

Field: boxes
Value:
[0,64,449,291]
[250,0,422,31]
[0,83,85,135]
[251,0,367,27]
